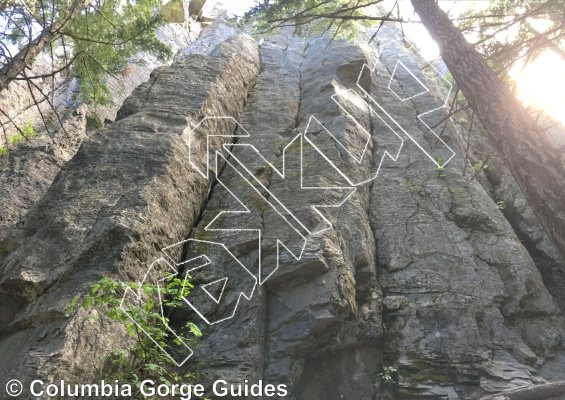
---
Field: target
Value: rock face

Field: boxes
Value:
[368,28,565,399]
[168,26,565,400]
[0,30,259,396]
[462,116,565,312]
[0,106,89,244]
[1,22,565,400]
[173,28,382,399]
[0,17,202,240]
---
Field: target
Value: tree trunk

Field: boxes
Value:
[0,0,90,92]
[411,0,565,260]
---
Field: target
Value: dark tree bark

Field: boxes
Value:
[0,0,90,92]
[412,0,565,260]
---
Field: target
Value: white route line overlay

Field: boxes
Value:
[120,258,194,367]
[122,32,459,365]
[364,34,456,167]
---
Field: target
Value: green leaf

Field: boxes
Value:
[187,322,203,338]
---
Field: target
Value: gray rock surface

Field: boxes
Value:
[367,27,565,399]
[1,21,564,400]
[0,31,259,398]
[170,28,382,400]
[0,106,88,243]
[177,27,565,400]
[0,18,203,239]
[461,115,565,313]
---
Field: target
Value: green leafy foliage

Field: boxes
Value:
[472,160,486,171]
[456,0,565,74]
[1,120,38,152]
[69,274,202,398]
[458,116,468,125]
[86,113,106,129]
[434,156,447,178]
[378,365,398,384]
[160,0,185,23]
[244,0,384,40]
[66,0,172,105]
[2,0,172,106]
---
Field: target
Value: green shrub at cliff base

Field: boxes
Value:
[69,275,202,398]
[377,366,399,399]
[8,120,37,145]
[378,366,398,384]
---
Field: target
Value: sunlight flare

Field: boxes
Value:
[510,50,565,126]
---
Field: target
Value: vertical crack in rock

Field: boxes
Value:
[182,105,257,264]
[0,30,260,389]
[174,27,307,392]
[367,26,565,399]
[283,33,383,400]
[170,27,386,400]
[2,20,565,400]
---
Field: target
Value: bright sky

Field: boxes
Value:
[510,51,565,126]
[4,0,561,126]
[387,0,565,126]
[219,0,565,127]
[207,0,258,16]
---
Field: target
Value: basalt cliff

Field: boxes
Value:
[1,17,565,400]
